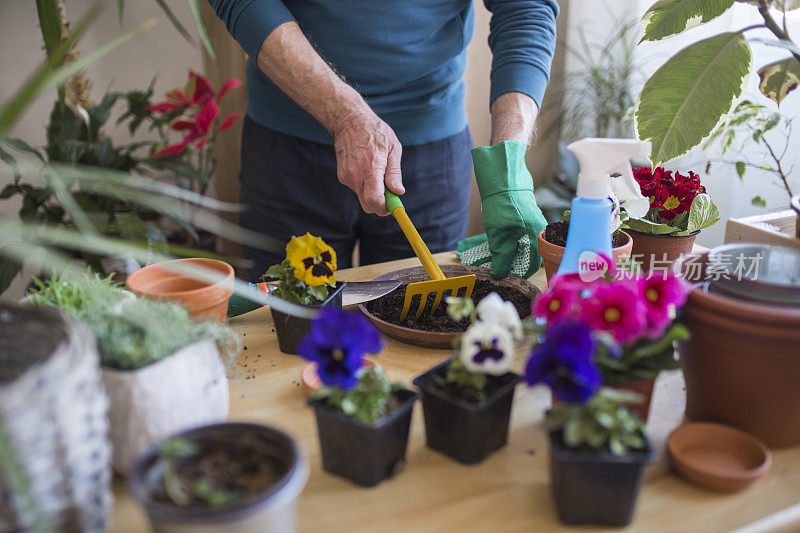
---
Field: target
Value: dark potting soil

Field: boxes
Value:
[0,304,67,383]
[430,372,507,403]
[364,279,531,333]
[152,435,284,508]
[544,220,626,248]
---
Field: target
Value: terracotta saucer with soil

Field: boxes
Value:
[359,264,539,349]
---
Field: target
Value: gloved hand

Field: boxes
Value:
[459,140,546,279]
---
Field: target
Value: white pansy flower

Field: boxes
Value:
[459,320,515,376]
[475,292,523,340]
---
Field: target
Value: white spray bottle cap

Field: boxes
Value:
[567,138,652,202]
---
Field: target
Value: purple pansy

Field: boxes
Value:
[460,320,515,376]
[298,308,384,390]
[525,320,601,404]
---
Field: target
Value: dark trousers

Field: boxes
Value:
[239,116,473,281]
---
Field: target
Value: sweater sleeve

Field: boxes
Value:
[482,0,559,109]
[207,0,295,58]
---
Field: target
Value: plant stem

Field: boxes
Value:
[758,0,800,64]
[760,135,795,198]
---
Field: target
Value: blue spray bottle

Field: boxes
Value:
[556,138,652,278]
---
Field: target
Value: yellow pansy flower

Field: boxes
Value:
[286,233,337,286]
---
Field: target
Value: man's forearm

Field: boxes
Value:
[489,92,539,146]
[255,21,368,136]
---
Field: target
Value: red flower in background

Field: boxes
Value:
[147,71,242,156]
[633,166,707,221]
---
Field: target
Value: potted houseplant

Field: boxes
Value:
[532,265,690,420]
[413,293,522,464]
[128,423,307,533]
[264,233,346,354]
[525,320,654,527]
[27,273,240,473]
[300,308,418,487]
[623,166,720,270]
[538,213,633,284]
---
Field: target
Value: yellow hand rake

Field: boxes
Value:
[384,190,476,321]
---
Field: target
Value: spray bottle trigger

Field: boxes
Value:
[611,161,649,219]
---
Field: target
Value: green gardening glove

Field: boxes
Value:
[461,140,547,279]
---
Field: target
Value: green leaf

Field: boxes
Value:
[640,0,734,42]
[751,195,767,207]
[735,160,746,179]
[188,0,218,63]
[681,193,720,234]
[0,248,24,295]
[35,0,64,62]
[635,32,752,164]
[624,218,681,235]
[153,0,193,43]
[757,58,800,107]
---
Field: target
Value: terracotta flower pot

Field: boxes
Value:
[126,258,234,323]
[791,194,800,238]
[606,378,656,422]
[537,229,633,284]
[676,252,800,447]
[627,229,698,271]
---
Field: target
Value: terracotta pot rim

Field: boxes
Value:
[677,252,800,322]
[127,258,234,299]
[625,228,700,239]
[537,228,632,251]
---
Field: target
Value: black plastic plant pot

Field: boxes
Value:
[308,389,419,487]
[548,430,655,527]
[271,282,345,355]
[413,359,520,464]
[127,423,308,533]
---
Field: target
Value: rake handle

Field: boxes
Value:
[385,190,445,281]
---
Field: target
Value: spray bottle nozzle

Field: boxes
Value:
[567,138,652,201]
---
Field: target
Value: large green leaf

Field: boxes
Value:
[680,193,720,234]
[635,32,752,164]
[640,0,734,42]
[758,58,800,106]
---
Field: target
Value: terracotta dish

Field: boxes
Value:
[358,264,540,349]
[667,422,771,492]
[302,358,377,396]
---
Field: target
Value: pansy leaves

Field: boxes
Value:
[758,57,800,107]
[640,0,734,43]
[635,32,752,164]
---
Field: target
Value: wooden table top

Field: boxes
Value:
[110,252,800,533]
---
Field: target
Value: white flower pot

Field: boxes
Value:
[102,341,229,474]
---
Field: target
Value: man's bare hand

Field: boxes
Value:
[332,110,404,216]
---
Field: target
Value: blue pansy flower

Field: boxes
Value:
[298,308,384,390]
[525,320,600,404]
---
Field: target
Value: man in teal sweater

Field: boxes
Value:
[209,0,558,280]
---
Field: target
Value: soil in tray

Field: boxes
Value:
[364,278,531,333]
[152,435,284,508]
[545,220,626,247]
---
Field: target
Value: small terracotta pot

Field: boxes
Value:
[606,378,656,421]
[627,230,698,271]
[791,195,800,238]
[126,258,234,323]
[537,229,633,284]
[675,252,800,447]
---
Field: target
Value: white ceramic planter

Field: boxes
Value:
[102,341,229,473]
